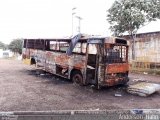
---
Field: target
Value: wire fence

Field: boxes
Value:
[130,61,160,75]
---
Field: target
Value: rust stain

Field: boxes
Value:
[106,63,129,74]
[46,51,52,56]
[55,54,70,64]
[74,62,85,69]
[104,77,128,86]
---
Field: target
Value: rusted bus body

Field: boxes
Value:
[22,35,129,88]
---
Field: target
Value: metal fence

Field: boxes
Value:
[130,61,160,75]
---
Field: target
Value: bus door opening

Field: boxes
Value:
[86,44,98,85]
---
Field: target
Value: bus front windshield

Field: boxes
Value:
[105,44,127,63]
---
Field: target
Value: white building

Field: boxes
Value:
[0,49,14,58]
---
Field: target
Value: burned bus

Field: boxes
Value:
[22,34,129,89]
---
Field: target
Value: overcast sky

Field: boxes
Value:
[0,0,160,44]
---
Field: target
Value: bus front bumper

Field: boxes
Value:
[102,76,129,86]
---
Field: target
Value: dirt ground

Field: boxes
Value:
[0,59,159,111]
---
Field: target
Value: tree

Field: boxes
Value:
[0,41,6,50]
[0,41,8,50]
[107,0,160,60]
[9,39,23,54]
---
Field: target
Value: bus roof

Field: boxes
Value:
[23,34,128,45]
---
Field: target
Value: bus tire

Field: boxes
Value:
[71,71,83,86]
[31,58,36,65]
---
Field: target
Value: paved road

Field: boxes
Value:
[0,59,159,111]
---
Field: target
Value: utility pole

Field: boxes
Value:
[72,7,76,35]
[75,16,82,33]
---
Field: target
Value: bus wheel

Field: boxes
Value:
[71,71,83,86]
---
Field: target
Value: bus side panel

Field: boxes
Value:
[36,50,46,68]
[44,51,86,80]
[22,48,30,65]
[68,54,86,80]
[22,48,36,65]
[45,51,59,74]
[26,47,87,82]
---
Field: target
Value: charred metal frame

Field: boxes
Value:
[22,35,129,88]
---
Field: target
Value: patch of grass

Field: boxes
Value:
[130,68,160,75]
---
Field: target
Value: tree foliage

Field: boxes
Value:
[107,0,160,36]
[107,0,160,59]
[9,39,23,54]
[0,41,5,49]
[0,41,7,50]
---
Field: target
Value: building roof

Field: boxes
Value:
[122,31,160,40]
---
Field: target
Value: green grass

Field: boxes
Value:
[130,67,160,75]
